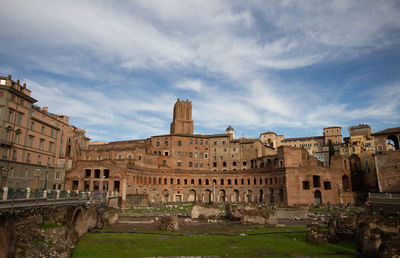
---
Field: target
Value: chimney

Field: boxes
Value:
[43,107,48,113]
[23,83,26,88]
[8,75,11,80]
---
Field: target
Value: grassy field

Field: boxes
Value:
[71,227,357,257]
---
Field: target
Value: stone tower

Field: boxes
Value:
[226,125,234,139]
[170,99,194,134]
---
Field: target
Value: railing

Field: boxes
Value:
[0,187,119,208]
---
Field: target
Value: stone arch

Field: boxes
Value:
[203,189,212,203]
[266,159,272,168]
[218,189,226,202]
[278,188,284,203]
[273,158,279,167]
[245,190,253,203]
[387,134,399,150]
[350,154,363,191]
[342,175,350,192]
[72,206,86,236]
[162,189,169,203]
[233,189,240,202]
[188,189,196,202]
[314,190,322,206]
[269,188,274,204]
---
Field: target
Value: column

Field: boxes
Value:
[26,187,31,199]
[122,178,127,209]
[2,187,8,200]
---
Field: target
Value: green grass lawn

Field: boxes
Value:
[71,227,357,257]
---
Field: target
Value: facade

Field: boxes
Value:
[66,99,354,207]
[372,127,400,192]
[0,75,88,191]
[338,124,377,191]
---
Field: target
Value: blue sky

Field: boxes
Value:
[1,1,399,142]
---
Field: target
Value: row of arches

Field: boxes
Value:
[132,175,284,187]
[154,188,286,204]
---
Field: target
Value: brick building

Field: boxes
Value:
[372,127,400,192]
[66,99,354,207]
[0,75,88,190]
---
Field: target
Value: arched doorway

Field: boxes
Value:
[246,190,252,203]
[259,189,263,203]
[278,188,284,203]
[269,188,274,204]
[218,189,226,202]
[204,189,212,203]
[188,189,196,202]
[314,190,322,206]
[387,135,399,150]
[342,175,350,192]
[162,189,169,203]
[233,190,240,202]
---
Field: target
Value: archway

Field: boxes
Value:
[266,159,272,168]
[204,189,212,203]
[188,189,196,202]
[387,135,399,150]
[246,190,252,203]
[162,189,169,203]
[342,175,350,192]
[218,189,226,202]
[269,188,274,204]
[233,190,240,202]
[72,207,85,236]
[314,190,322,206]
[278,188,284,203]
[259,189,263,203]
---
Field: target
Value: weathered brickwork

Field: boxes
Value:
[66,99,354,207]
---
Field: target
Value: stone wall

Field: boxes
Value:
[0,204,101,257]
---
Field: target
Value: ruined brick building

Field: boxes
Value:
[372,127,400,192]
[66,99,354,207]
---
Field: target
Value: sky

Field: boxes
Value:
[1,0,400,142]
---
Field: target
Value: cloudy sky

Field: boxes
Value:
[1,0,399,141]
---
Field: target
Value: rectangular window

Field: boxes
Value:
[94,169,100,178]
[189,152,193,158]
[11,150,17,160]
[31,122,35,130]
[49,142,54,153]
[165,140,168,146]
[177,161,181,167]
[17,112,23,125]
[200,140,203,145]
[8,110,13,122]
[41,126,45,134]
[194,152,198,158]
[189,162,193,167]
[324,181,331,190]
[313,175,321,187]
[156,141,160,146]
[205,153,208,158]
[26,153,31,163]
[104,169,110,178]
[39,139,45,150]
[178,140,182,146]
[50,129,54,137]
[213,162,217,167]
[28,135,34,147]
[38,155,41,165]
[195,139,198,144]
[200,163,203,168]
[190,139,193,144]
[85,169,91,178]
[177,151,181,157]
[303,181,310,189]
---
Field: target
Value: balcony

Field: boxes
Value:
[0,138,13,147]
